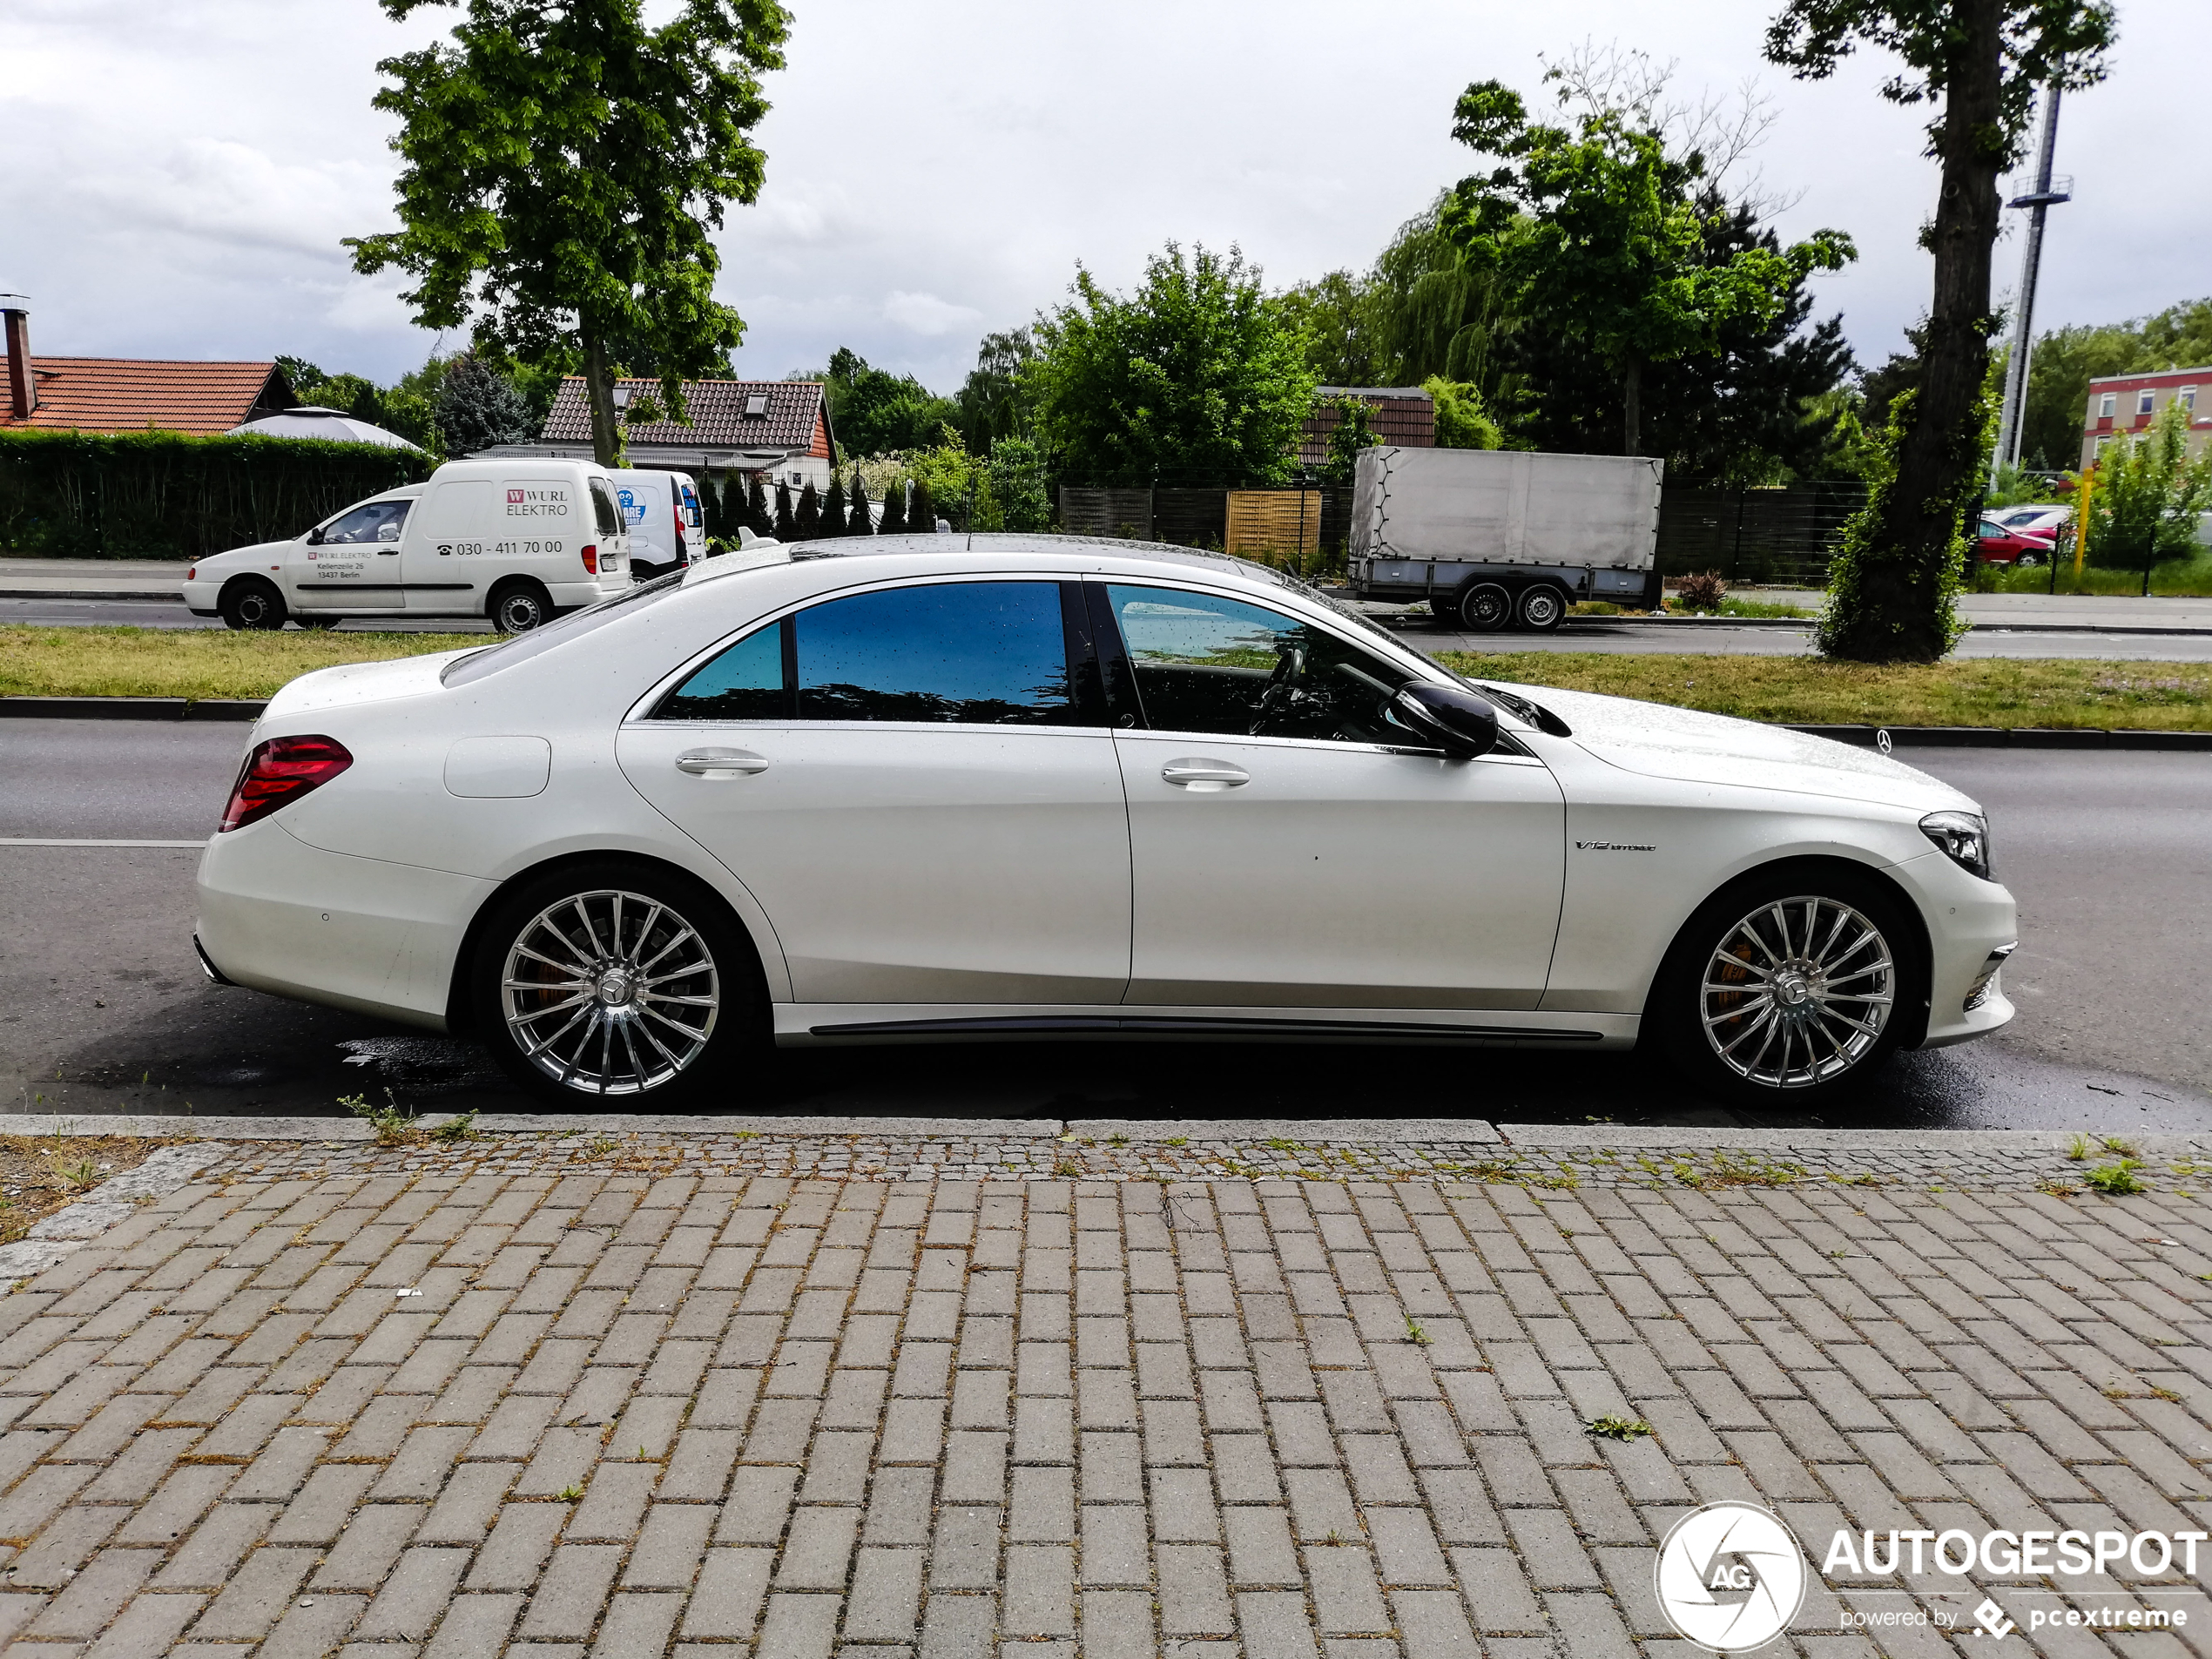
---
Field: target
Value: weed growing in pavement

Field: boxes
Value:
[554,1484,584,1501]
[1677,1152,1807,1190]
[2066,1134,2091,1161]
[50,1157,99,1190]
[2101,1136,2139,1157]
[1266,1137,1300,1151]
[1405,1318,1432,1346]
[1055,1159,1081,1178]
[587,1136,619,1157]
[2086,1160,2148,1196]
[1828,1170,1882,1186]
[1163,1137,1188,1147]
[2037,1177,2082,1199]
[1108,1134,1130,1147]
[429,1111,479,1143]
[342,1090,419,1146]
[1587,1414,1655,1441]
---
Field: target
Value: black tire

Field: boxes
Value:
[489,579,555,634]
[1438,582,1512,632]
[472,860,768,1109]
[1654,864,1922,1109]
[219,578,287,631]
[1517,583,1569,631]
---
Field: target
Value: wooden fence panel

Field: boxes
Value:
[1225,490,1322,559]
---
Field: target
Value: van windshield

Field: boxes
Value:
[441,571,685,687]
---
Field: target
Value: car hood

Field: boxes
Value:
[192,540,296,574]
[1492,682,1980,813]
[260,648,478,722]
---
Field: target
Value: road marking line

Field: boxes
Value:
[0,838,206,848]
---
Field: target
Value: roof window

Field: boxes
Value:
[742,394,769,418]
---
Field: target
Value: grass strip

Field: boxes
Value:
[0,625,476,700]
[1440,650,2212,731]
[4,625,2210,731]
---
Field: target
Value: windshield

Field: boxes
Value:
[441,571,685,687]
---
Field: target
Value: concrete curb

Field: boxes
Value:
[0,1143,227,1285]
[0,696,267,720]
[0,588,180,602]
[1063,1117,1506,1145]
[0,1112,1069,1141]
[1495,1123,2212,1155]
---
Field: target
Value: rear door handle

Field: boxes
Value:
[676,748,769,777]
[1161,759,1249,789]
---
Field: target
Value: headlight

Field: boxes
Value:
[1919,810,1992,880]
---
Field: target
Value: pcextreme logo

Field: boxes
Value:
[1654,1501,1808,1652]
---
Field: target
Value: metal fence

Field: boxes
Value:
[1655,482,1868,587]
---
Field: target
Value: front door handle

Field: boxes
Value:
[676,748,769,777]
[1161,759,1249,789]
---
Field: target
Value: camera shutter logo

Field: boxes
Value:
[1654,1501,1808,1651]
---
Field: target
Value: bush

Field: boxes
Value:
[1674,570,1729,610]
[878,478,908,536]
[772,482,796,541]
[987,437,1052,532]
[909,478,937,533]
[433,355,533,455]
[1424,375,1504,449]
[847,475,873,536]
[821,473,849,537]
[0,428,430,560]
[2083,401,2212,571]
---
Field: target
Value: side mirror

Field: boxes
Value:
[1390,684,1499,759]
[305,526,324,545]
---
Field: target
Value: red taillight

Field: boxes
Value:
[581,544,599,576]
[219,735,353,833]
[185,565,197,581]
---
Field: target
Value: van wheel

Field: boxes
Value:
[219,578,287,631]
[489,580,554,634]
[1517,583,1569,631]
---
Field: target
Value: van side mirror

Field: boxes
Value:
[305,526,323,545]
[1390,684,1499,759]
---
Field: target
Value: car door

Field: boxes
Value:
[290,497,412,613]
[1096,581,1566,1011]
[402,476,502,612]
[617,577,1131,1008]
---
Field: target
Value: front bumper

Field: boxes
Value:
[1890,849,2020,1049]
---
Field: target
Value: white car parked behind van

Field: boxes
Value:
[610,468,704,580]
[181,458,633,633]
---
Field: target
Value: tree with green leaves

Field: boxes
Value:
[434,354,534,455]
[2020,297,2212,470]
[1766,0,2115,662]
[817,348,958,457]
[987,437,1052,532]
[345,0,790,469]
[1319,398,1379,490]
[821,472,849,538]
[772,482,796,541]
[909,478,937,534]
[1442,73,1853,459]
[1029,243,1316,487]
[878,478,908,536]
[794,482,820,540]
[954,330,1040,453]
[1423,377,1503,449]
[745,473,772,537]
[847,474,873,536]
[2082,401,2212,572]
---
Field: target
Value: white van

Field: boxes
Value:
[182,459,632,633]
[610,469,704,579]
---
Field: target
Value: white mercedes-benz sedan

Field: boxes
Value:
[194,536,2017,1109]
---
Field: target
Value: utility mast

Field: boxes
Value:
[1990,86,2071,487]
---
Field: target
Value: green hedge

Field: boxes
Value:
[0,428,433,560]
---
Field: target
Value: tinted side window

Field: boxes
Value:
[1103,584,1413,744]
[658,623,786,719]
[799,582,1076,724]
[590,481,623,537]
[655,581,1093,725]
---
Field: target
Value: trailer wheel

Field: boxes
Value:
[1517,583,1568,631]
[1439,583,1511,632]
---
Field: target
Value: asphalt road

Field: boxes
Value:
[0,597,492,633]
[2,718,2205,1130]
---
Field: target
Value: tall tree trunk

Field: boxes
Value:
[1823,0,2002,663]
[583,328,624,469]
[1622,356,1642,456]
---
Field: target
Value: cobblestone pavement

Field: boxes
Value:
[4,1145,2212,1657]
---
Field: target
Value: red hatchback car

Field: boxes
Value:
[1976,517,2056,566]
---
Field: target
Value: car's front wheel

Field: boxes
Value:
[472,861,765,1107]
[1656,867,1919,1107]
[219,577,287,631]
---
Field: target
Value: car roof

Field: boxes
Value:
[687,532,1309,594]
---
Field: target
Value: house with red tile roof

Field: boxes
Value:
[478,375,836,495]
[3,298,294,435]
[1296,386,1437,468]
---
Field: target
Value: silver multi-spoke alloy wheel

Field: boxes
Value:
[501,888,719,1095]
[1700,894,1894,1089]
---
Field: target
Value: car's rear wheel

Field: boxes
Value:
[473,861,765,1108]
[219,578,287,631]
[1656,867,1918,1108]
[489,579,555,634]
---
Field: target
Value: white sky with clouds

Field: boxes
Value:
[3,0,2204,395]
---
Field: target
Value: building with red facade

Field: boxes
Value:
[2081,367,2212,469]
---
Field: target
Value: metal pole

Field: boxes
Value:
[1991,85,2067,487]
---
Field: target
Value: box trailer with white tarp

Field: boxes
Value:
[1349,447,1663,631]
